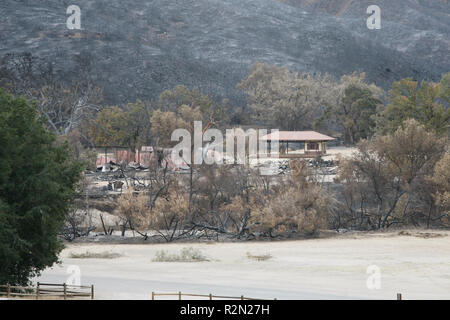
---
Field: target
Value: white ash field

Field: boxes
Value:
[33,230,450,300]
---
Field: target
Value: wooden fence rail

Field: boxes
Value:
[151,291,275,300]
[151,291,403,300]
[0,282,94,300]
[1,284,403,300]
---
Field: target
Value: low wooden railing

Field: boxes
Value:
[0,282,94,300]
[151,291,275,300]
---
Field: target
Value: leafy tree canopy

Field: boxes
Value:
[0,90,83,285]
[317,72,384,144]
[378,73,450,135]
[88,101,150,150]
[158,85,229,125]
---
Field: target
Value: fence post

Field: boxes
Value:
[152,292,155,300]
[7,283,10,298]
[63,283,67,300]
[209,293,212,300]
[397,293,402,300]
[91,285,94,300]
[178,291,182,300]
[36,282,40,300]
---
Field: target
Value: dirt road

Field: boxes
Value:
[34,230,450,300]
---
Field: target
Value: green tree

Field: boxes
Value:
[158,85,229,125]
[378,73,450,135]
[339,85,381,144]
[89,101,150,150]
[0,90,83,285]
[317,73,383,145]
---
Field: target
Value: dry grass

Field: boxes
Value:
[398,231,446,239]
[152,247,209,262]
[246,252,272,261]
[69,251,122,259]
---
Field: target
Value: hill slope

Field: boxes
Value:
[1,0,449,105]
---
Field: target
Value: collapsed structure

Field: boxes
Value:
[94,146,187,172]
[94,130,336,172]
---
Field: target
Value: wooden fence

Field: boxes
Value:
[151,291,403,300]
[151,291,275,300]
[0,284,403,300]
[0,282,94,300]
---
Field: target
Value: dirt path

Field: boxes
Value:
[34,230,450,299]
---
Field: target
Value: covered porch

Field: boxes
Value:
[259,131,335,158]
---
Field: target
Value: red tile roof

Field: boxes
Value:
[260,131,335,142]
